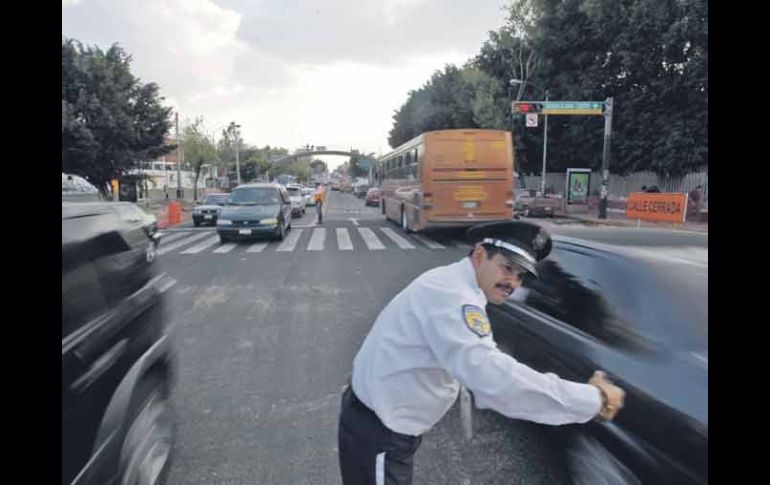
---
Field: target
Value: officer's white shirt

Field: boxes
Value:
[352,257,602,437]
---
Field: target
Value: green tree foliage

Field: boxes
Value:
[62,38,174,193]
[389,0,707,176]
[181,117,219,201]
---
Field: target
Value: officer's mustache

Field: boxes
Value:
[495,283,514,295]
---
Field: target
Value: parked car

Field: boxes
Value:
[110,202,162,263]
[286,185,307,217]
[514,188,561,217]
[62,172,105,202]
[487,236,707,485]
[216,183,292,242]
[62,200,176,485]
[193,193,230,227]
[365,187,382,207]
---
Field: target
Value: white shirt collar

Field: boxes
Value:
[460,257,487,305]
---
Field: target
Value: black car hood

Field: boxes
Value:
[220,205,280,219]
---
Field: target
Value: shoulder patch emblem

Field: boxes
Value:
[462,304,491,338]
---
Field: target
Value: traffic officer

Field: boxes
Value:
[338,220,625,485]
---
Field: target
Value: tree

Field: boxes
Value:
[388,0,707,176]
[62,38,174,194]
[476,0,708,175]
[310,159,328,175]
[182,117,219,202]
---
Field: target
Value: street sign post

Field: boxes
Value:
[512,98,613,219]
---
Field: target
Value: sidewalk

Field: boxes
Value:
[558,208,708,233]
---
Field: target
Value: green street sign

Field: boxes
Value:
[541,101,605,115]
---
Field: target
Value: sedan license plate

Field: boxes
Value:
[462,201,478,209]
[204,215,213,220]
[238,229,251,235]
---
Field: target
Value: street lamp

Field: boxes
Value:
[510,79,549,197]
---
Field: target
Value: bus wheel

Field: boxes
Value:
[381,199,386,216]
[401,208,411,233]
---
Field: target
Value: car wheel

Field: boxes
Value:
[401,208,411,233]
[145,242,156,264]
[219,235,230,244]
[381,199,386,215]
[277,221,286,241]
[566,434,641,485]
[118,372,174,485]
[193,220,200,227]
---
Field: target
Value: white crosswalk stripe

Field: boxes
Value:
[413,234,446,249]
[213,243,237,253]
[357,228,385,250]
[157,232,210,255]
[159,232,193,245]
[246,242,269,252]
[276,228,303,252]
[380,228,416,249]
[157,228,461,255]
[307,228,326,251]
[181,235,220,254]
[337,228,353,251]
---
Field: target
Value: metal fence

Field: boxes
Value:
[521,169,708,203]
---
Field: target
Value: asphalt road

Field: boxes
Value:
[157,190,704,484]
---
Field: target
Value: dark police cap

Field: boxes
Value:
[466,221,552,277]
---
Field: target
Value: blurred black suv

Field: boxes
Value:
[62,200,176,485]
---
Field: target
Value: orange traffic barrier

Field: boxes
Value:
[167,201,182,226]
[626,192,688,223]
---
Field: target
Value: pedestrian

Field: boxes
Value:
[338,220,626,485]
[689,185,704,222]
[313,182,326,224]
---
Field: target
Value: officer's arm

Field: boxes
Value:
[417,295,602,425]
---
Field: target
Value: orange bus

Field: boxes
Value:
[375,129,514,232]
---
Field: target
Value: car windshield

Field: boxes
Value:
[229,187,280,205]
[286,187,301,194]
[204,195,229,205]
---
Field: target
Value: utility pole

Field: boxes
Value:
[176,112,182,199]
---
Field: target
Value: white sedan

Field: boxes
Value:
[286,185,307,216]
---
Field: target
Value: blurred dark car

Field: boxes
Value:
[514,188,561,217]
[110,202,162,263]
[488,236,707,485]
[216,183,292,242]
[62,201,176,485]
[192,193,230,227]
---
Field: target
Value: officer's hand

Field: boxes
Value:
[588,371,625,421]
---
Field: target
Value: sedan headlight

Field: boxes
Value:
[217,219,233,225]
[261,218,278,225]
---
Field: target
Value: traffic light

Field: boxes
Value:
[513,102,543,114]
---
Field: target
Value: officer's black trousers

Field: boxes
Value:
[338,385,422,485]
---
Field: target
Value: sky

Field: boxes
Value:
[63,0,511,170]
